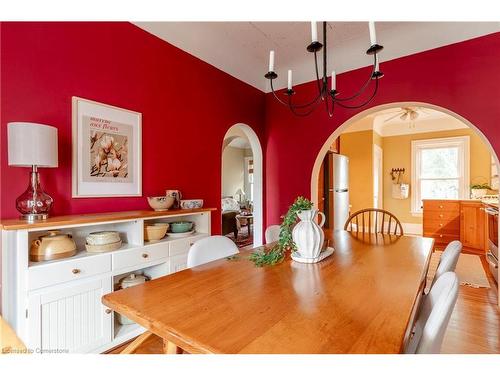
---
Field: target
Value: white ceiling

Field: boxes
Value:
[343,106,468,137]
[134,22,500,92]
[228,137,251,149]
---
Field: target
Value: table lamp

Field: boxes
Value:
[8,122,58,221]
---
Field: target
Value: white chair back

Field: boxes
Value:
[406,272,459,354]
[187,235,239,268]
[265,225,281,244]
[434,240,462,283]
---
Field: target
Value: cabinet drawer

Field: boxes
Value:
[113,244,168,270]
[169,234,208,256]
[423,200,460,212]
[423,219,460,234]
[423,232,460,244]
[423,211,460,221]
[29,254,112,290]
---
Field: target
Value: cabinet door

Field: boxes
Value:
[460,204,486,250]
[169,254,188,274]
[28,277,112,353]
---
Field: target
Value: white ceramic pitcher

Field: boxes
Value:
[292,209,326,259]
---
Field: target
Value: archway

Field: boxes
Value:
[311,101,500,207]
[222,123,263,246]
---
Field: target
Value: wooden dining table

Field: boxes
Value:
[102,230,434,354]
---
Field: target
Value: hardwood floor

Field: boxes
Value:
[441,255,499,354]
[107,253,499,354]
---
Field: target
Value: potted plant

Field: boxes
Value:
[249,196,314,266]
[470,183,491,199]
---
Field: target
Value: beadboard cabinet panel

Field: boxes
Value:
[29,277,112,353]
[169,254,189,274]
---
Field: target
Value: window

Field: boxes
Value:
[411,136,470,214]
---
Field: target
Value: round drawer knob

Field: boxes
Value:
[439,234,443,238]
[439,205,444,209]
[439,223,443,227]
[105,309,112,314]
[439,214,443,218]
[72,268,81,274]
[142,253,149,258]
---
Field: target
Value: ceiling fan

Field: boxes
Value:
[383,107,430,123]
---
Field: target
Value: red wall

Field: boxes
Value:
[2,24,499,231]
[0,22,265,234]
[265,32,500,225]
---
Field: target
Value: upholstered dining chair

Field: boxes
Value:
[265,225,281,244]
[344,208,404,235]
[432,240,462,287]
[405,272,459,354]
[187,235,239,268]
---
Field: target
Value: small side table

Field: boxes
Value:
[236,214,254,237]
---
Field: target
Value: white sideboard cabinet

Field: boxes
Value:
[0,208,214,353]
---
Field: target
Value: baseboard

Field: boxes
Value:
[401,222,423,236]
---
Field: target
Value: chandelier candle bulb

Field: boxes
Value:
[369,21,377,46]
[331,71,336,90]
[375,59,380,72]
[287,70,293,90]
[311,22,318,43]
[269,50,275,72]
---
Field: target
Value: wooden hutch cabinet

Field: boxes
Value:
[423,199,487,253]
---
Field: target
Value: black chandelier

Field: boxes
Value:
[264,22,384,117]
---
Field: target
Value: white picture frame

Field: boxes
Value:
[72,97,142,197]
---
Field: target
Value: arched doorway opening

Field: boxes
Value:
[310,101,499,283]
[222,123,263,246]
[311,102,500,207]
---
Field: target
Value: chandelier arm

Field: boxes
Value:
[268,53,323,110]
[325,93,335,118]
[284,51,324,110]
[334,54,377,102]
[269,79,292,107]
[289,93,324,109]
[334,77,379,109]
[287,94,324,117]
[286,50,328,108]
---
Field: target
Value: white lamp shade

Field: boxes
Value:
[8,122,58,167]
[235,188,245,196]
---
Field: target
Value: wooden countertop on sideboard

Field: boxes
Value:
[0,208,217,230]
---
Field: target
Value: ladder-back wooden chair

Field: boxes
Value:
[344,208,404,236]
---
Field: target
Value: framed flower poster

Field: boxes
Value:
[72,97,142,197]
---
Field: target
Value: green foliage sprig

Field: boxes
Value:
[249,196,313,267]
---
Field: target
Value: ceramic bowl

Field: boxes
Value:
[169,221,194,233]
[180,199,204,210]
[147,196,175,211]
[144,223,169,242]
[85,240,122,253]
[86,231,121,246]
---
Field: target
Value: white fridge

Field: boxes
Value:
[331,154,350,230]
